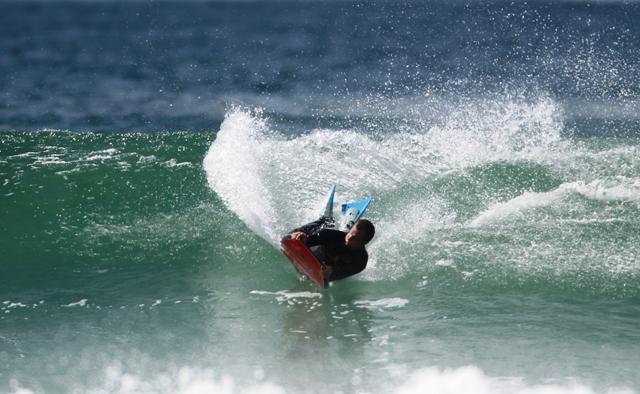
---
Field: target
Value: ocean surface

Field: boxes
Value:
[1,1,640,393]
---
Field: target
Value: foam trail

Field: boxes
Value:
[471,189,565,227]
[249,290,322,303]
[354,297,409,310]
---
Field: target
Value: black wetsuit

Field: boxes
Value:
[284,218,368,281]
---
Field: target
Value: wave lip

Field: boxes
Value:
[471,176,640,227]
[470,189,565,227]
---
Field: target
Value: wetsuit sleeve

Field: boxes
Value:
[306,229,344,247]
[291,219,324,236]
[281,218,326,242]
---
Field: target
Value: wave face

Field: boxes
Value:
[204,103,640,298]
[3,102,639,393]
[3,1,640,393]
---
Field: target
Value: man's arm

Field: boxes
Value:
[282,218,344,246]
[281,218,328,244]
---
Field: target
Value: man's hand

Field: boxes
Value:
[289,231,308,243]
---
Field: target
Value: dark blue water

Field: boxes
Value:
[2,1,640,133]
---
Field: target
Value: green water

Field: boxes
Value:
[1,108,640,393]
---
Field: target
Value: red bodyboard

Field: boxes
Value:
[280,239,326,289]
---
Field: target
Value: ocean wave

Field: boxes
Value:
[201,105,640,295]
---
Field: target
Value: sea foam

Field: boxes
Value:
[7,365,634,394]
[394,366,635,394]
[471,176,640,227]
[354,297,409,310]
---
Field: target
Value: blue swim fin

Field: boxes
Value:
[322,185,336,219]
[340,196,372,230]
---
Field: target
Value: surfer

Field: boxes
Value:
[283,217,375,282]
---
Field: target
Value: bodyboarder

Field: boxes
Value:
[282,217,375,282]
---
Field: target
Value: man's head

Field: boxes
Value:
[345,219,376,250]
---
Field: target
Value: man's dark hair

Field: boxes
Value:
[355,219,375,244]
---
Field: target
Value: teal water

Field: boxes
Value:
[2,102,639,393]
